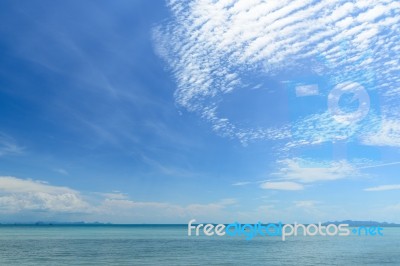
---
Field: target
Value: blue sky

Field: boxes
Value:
[0,0,400,223]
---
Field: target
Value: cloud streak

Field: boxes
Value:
[260,181,304,191]
[272,158,361,183]
[364,184,400,191]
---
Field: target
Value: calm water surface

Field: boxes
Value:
[0,225,399,265]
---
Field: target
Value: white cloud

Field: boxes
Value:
[0,193,88,213]
[155,0,400,146]
[356,4,388,23]
[295,84,319,96]
[232,181,251,186]
[0,176,238,223]
[364,184,400,191]
[260,181,304,191]
[360,118,400,147]
[0,176,76,194]
[285,111,379,149]
[0,176,89,213]
[272,158,360,183]
[98,192,129,200]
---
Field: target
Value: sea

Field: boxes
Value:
[0,225,399,265]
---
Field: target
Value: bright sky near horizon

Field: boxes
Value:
[0,0,400,223]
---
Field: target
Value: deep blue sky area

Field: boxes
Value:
[0,0,399,223]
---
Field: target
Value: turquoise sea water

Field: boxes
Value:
[0,225,399,265]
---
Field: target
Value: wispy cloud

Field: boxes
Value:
[0,133,24,156]
[293,200,319,208]
[241,158,400,191]
[285,111,380,149]
[232,181,251,186]
[358,161,400,169]
[140,154,198,178]
[155,0,400,146]
[272,158,360,183]
[364,184,400,192]
[295,84,319,97]
[53,168,69,175]
[260,181,304,191]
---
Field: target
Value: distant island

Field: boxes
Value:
[0,220,400,226]
[322,220,400,227]
[0,221,112,225]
